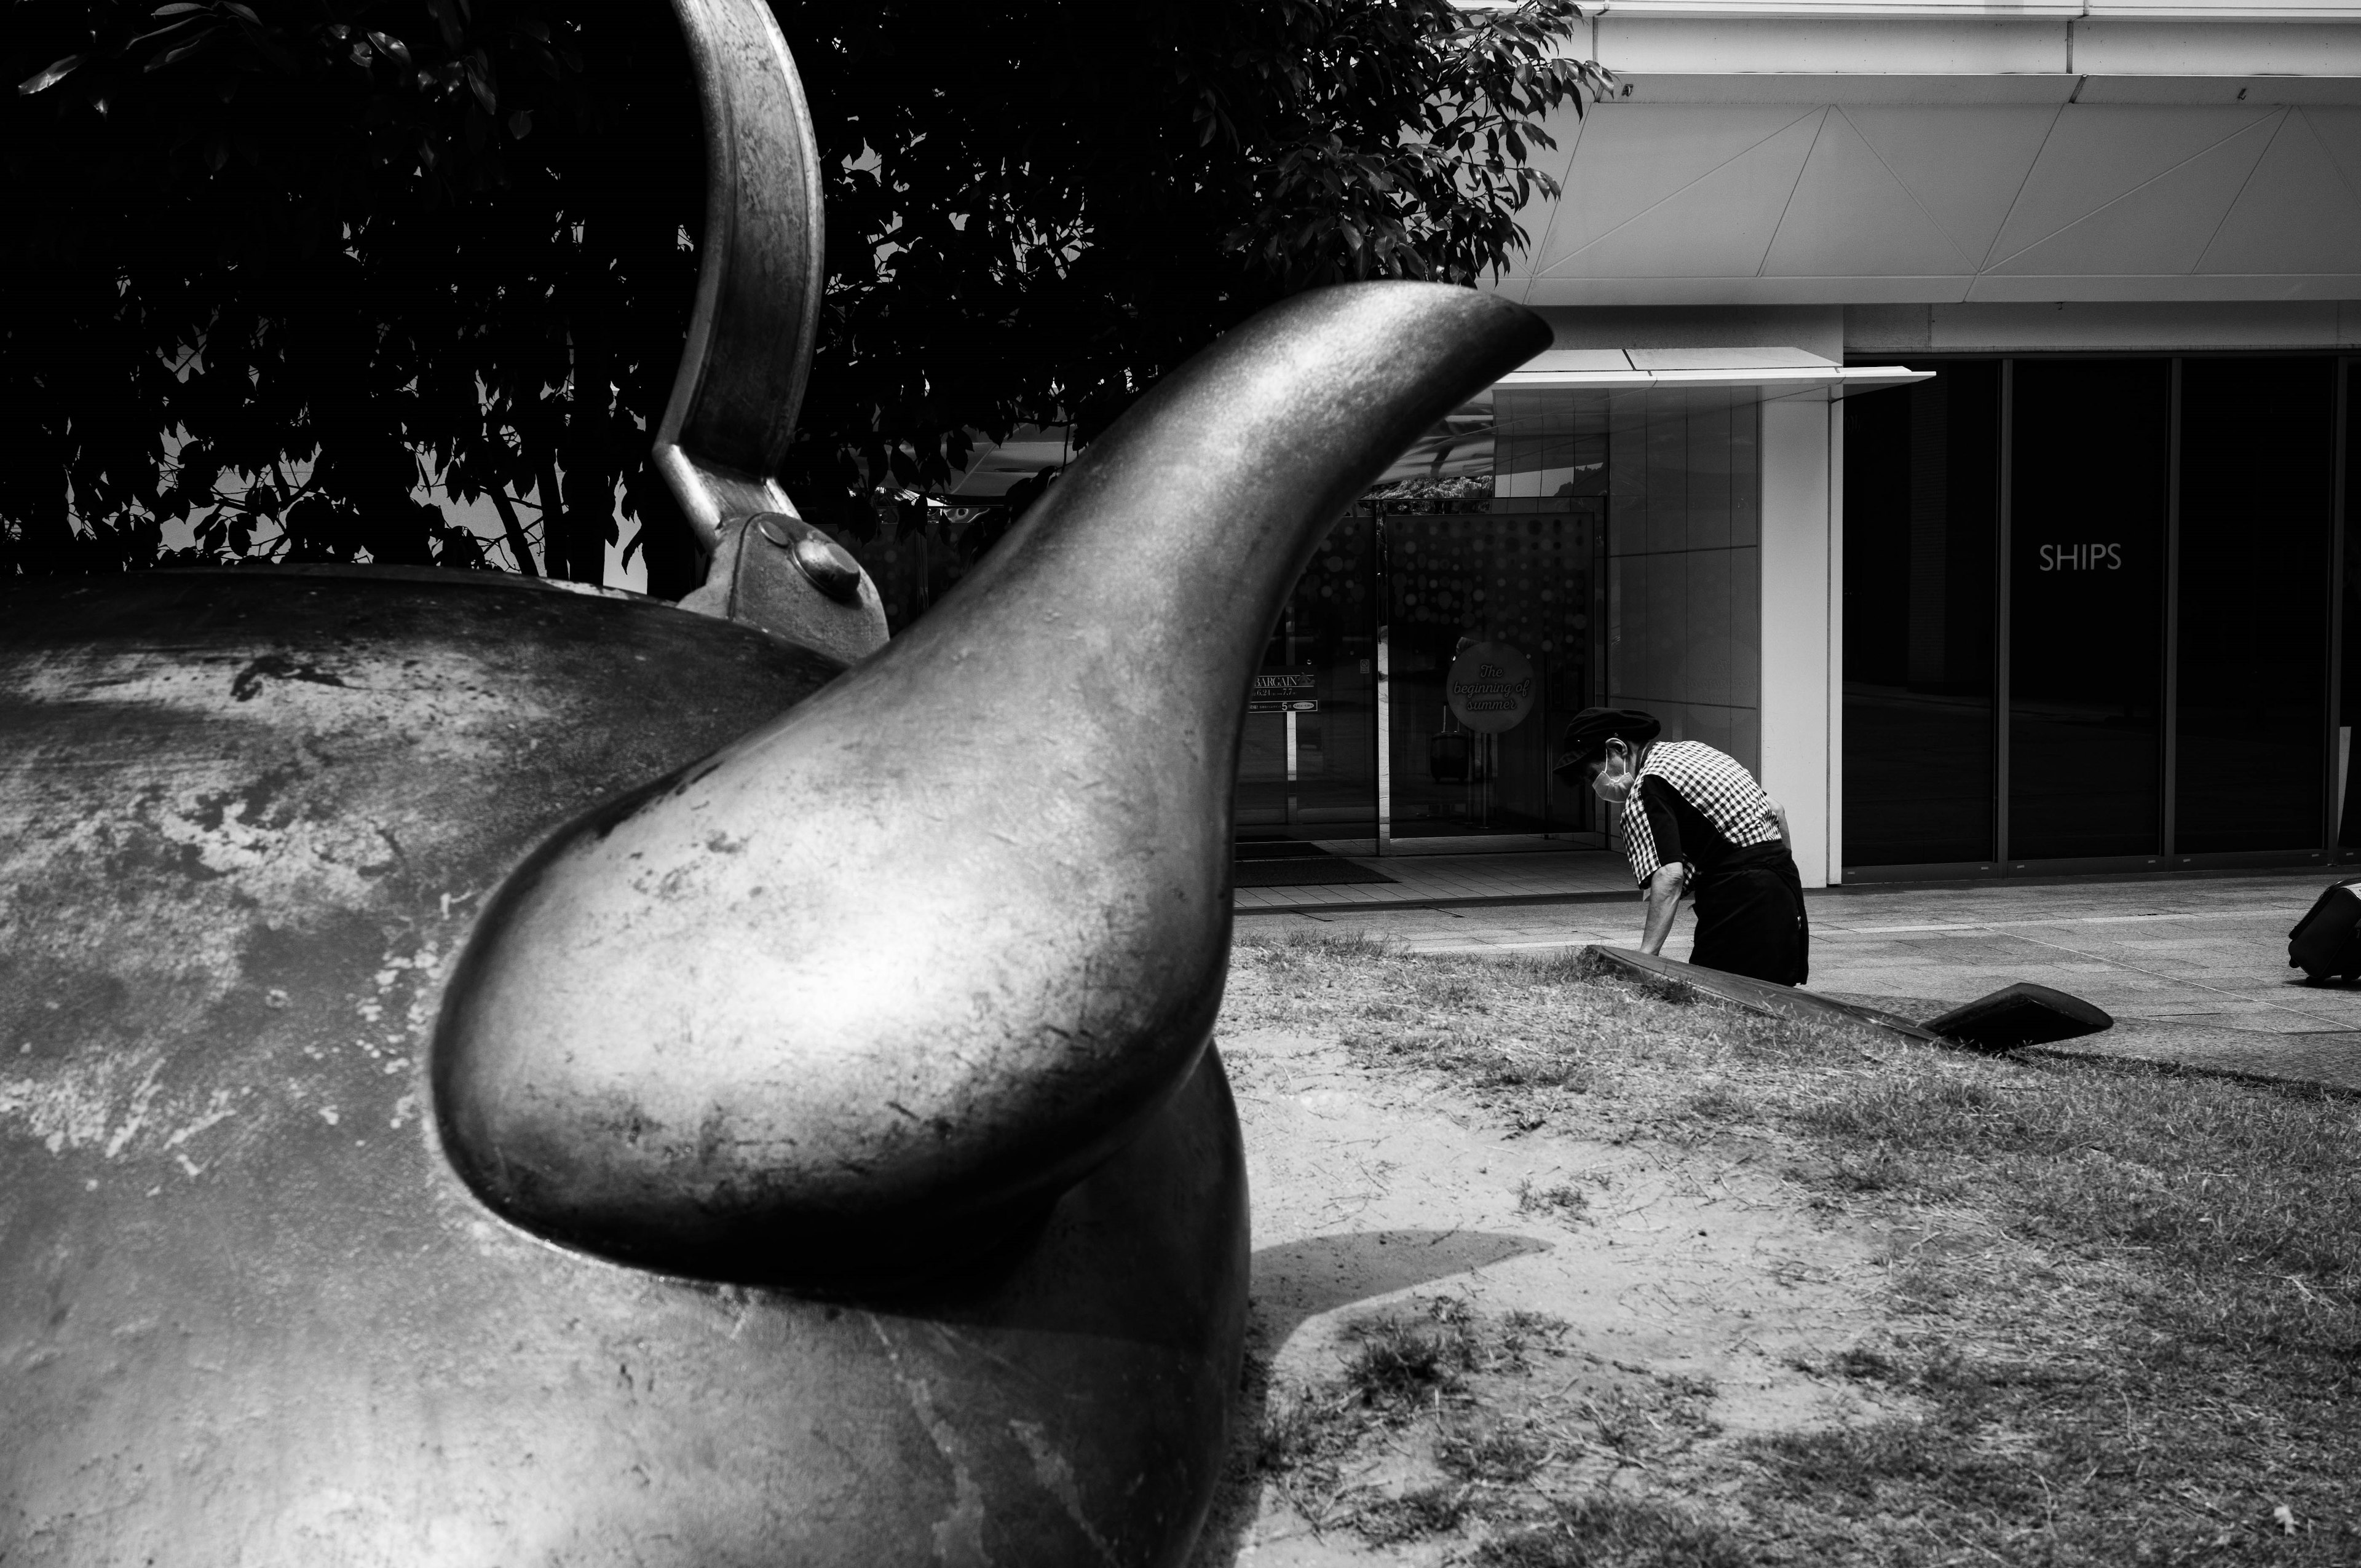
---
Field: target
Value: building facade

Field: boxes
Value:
[1430,0,2361,884]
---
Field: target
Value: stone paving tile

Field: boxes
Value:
[2055,1020,2361,1093]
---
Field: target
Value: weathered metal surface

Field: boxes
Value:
[435,283,1552,1283]
[0,0,1551,1557]
[676,505,889,669]
[0,569,1246,1564]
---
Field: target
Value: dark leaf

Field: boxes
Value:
[147,30,219,71]
[18,53,89,93]
[465,49,496,115]
[125,14,208,51]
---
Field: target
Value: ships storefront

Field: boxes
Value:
[1843,352,2361,881]
[1230,345,2361,883]
[1223,333,2361,886]
[853,333,2361,886]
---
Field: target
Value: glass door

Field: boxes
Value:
[1841,361,2000,867]
[2174,358,2335,857]
[2006,359,2172,862]
[1382,505,1602,837]
[1235,512,1380,840]
[1844,352,2346,879]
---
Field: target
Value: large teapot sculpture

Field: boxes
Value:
[0,1,1547,1561]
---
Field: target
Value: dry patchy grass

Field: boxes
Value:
[1243,1291,1736,1560]
[1222,932,2361,1565]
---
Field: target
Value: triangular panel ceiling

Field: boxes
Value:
[1760,108,1975,277]
[1841,105,2063,267]
[2295,106,2361,210]
[1536,106,1825,274]
[1546,111,1827,279]
[1990,113,2280,276]
[1985,105,2277,267]
[2199,111,2361,274]
[1498,102,1590,283]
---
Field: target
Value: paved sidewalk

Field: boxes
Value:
[1231,847,1632,912]
[1236,867,2361,1094]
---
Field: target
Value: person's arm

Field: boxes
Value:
[1765,797,1793,856]
[1640,862,1687,955]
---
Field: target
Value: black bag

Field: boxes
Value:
[2287,879,2361,982]
[1429,730,1472,783]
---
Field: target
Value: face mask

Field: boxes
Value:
[1591,747,1634,803]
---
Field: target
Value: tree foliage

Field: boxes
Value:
[4,0,1604,589]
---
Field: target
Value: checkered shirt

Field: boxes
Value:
[1620,741,1781,886]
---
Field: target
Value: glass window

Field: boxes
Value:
[2007,360,2171,861]
[2339,362,2361,852]
[1236,514,1380,839]
[2175,358,2335,855]
[1383,508,1600,837]
[1842,362,1999,866]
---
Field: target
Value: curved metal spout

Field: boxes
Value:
[433,283,1549,1280]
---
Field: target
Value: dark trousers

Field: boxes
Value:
[1689,845,1809,987]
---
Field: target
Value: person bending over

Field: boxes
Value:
[1552,707,1809,987]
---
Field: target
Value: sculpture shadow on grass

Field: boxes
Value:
[1190,1228,1552,1568]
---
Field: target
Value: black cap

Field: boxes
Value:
[1552,707,1661,781]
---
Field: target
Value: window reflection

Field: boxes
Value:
[2176,358,2333,855]
[1843,362,1999,867]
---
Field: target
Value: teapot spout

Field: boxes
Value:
[433,283,1549,1280]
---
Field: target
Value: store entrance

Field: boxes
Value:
[1383,505,1602,840]
[1236,513,1382,840]
[2006,358,2170,862]
[1233,503,1605,846]
[1843,353,2343,880]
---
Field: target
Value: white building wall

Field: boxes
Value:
[1758,397,1837,888]
[1602,391,1764,773]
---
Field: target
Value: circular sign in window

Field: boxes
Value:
[1445,640,1536,734]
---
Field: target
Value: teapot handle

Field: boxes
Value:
[654,0,890,665]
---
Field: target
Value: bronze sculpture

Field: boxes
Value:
[0,0,1548,1561]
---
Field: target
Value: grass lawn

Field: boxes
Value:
[1206,934,2361,1567]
